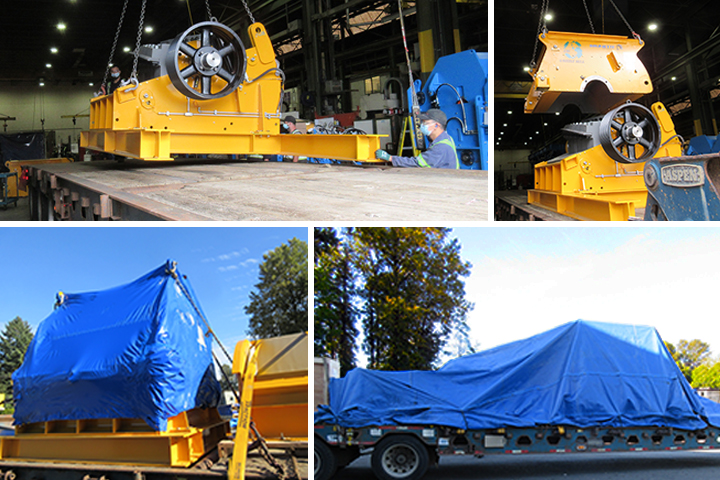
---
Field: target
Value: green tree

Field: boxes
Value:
[0,317,34,400]
[245,238,308,339]
[350,227,473,371]
[692,360,720,389]
[665,339,710,382]
[219,364,239,395]
[314,227,357,375]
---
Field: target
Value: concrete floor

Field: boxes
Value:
[0,196,30,221]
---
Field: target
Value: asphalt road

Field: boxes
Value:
[333,450,720,479]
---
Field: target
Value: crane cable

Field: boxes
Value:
[102,0,129,90]
[397,0,425,151]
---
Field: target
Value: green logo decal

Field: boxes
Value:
[563,41,582,59]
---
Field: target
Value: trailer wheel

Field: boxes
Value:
[315,439,338,480]
[371,435,429,480]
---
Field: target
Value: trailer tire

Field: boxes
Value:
[371,435,429,480]
[315,439,338,480]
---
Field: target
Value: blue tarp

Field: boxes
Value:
[13,260,221,431]
[315,320,720,430]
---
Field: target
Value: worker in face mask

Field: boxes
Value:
[374,109,460,169]
[99,66,125,96]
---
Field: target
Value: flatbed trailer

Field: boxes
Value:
[314,422,720,480]
[0,447,307,480]
[25,160,487,221]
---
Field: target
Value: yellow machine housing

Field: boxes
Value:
[525,31,652,115]
[81,23,382,162]
[528,102,682,220]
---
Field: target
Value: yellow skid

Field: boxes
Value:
[525,31,652,114]
[0,408,229,467]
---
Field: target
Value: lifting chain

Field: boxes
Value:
[204,0,215,22]
[529,0,549,69]
[102,0,129,89]
[131,0,148,82]
[583,0,595,34]
[240,0,256,24]
[608,0,641,42]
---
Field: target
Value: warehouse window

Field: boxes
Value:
[365,76,381,94]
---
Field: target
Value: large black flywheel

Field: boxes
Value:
[165,21,246,100]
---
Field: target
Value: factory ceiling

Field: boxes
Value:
[495,0,720,150]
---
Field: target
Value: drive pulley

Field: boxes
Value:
[598,102,661,163]
[165,21,247,100]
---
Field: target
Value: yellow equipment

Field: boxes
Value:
[525,31,682,221]
[81,21,382,162]
[4,158,73,197]
[229,332,308,480]
[525,31,652,115]
[0,408,228,467]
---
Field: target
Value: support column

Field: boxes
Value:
[685,28,714,136]
[301,0,322,117]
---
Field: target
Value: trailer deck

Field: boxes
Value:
[24,160,487,221]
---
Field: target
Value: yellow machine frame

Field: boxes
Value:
[81,23,382,162]
[528,102,683,221]
[0,407,229,467]
[525,31,652,115]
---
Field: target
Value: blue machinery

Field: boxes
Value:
[409,50,489,170]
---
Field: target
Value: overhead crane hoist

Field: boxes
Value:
[81,0,382,162]
[523,1,683,221]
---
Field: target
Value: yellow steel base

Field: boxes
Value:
[528,189,645,221]
[81,128,383,162]
[0,408,229,467]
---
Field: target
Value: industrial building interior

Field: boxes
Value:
[0,0,488,221]
[495,0,720,221]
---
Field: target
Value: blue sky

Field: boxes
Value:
[0,226,308,359]
[454,226,720,357]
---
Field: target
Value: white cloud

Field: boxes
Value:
[219,265,239,272]
[240,258,259,267]
[465,232,720,355]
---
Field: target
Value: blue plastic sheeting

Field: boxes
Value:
[13,260,221,431]
[315,320,720,430]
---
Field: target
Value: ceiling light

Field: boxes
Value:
[89,82,94,86]
[500,132,504,135]
[529,136,533,139]
[108,63,114,67]
[671,76,677,81]
[523,66,531,72]
[503,123,507,127]
[145,26,154,33]
[123,46,131,53]
[544,123,548,126]
[536,131,539,134]
[648,23,658,31]
[525,142,528,145]
[57,22,67,31]
[46,63,52,68]
[39,82,45,87]
[507,111,512,114]
[555,112,560,116]
[544,13,553,21]
[50,47,58,54]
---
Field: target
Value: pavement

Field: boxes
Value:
[333,450,720,479]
